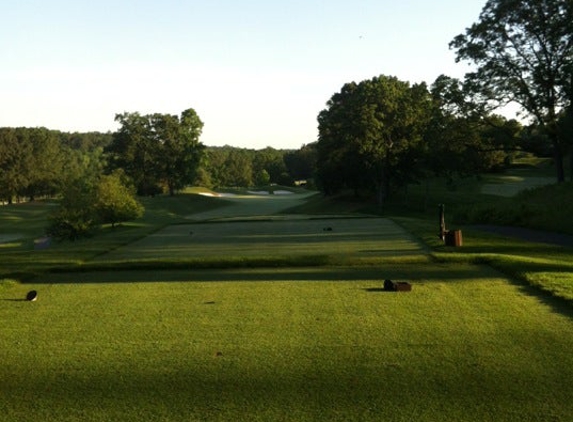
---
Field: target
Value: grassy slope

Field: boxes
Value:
[0,193,231,279]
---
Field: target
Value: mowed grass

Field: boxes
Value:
[95,218,426,265]
[2,187,573,421]
[3,267,573,422]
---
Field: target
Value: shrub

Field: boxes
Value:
[94,173,144,228]
[46,210,96,241]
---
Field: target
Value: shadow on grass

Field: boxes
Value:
[3,357,573,421]
[29,264,500,285]
[502,275,573,320]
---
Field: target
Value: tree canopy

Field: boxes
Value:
[107,109,205,195]
[316,75,432,204]
[450,0,573,182]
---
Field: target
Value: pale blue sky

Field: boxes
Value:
[1,0,486,149]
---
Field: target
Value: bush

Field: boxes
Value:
[47,210,96,241]
[46,171,144,241]
[94,173,144,228]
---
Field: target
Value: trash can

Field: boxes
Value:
[445,230,462,247]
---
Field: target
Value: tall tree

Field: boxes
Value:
[450,0,573,182]
[427,75,521,179]
[317,75,432,204]
[107,108,205,195]
[108,112,160,195]
[0,128,31,203]
[284,143,318,182]
[94,170,144,228]
[151,109,205,196]
[223,149,253,187]
[24,128,66,200]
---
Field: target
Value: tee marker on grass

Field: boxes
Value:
[383,280,412,292]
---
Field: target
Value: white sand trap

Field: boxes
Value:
[481,176,554,197]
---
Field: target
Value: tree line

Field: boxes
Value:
[2,0,570,224]
[0,127,110,204]
[0,118,316,205]
[315,0,572,205]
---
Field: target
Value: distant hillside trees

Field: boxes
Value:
[0,127,107,204]
[284,143,317,183]
[0,127,64,202]
[106,108,205,196]
[201,146,302,189]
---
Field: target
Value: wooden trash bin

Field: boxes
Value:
[445,230,463,247]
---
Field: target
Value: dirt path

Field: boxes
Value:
[472,225,573,248]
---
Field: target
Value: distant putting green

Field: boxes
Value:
[481,175,554,197]
[96,217,427,262]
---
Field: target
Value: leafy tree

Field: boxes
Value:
[59,131,112,152]
[284,143,317,182]
[47,170,144,240]
[150,109,205,196]
[47,178,98,241]
[224,149,253,187]
[107,112,161,195]
[450,0,573,182]
[107,109,205,196]
[24,128,66,200]
[202,147,230,188]
[252,147,288,184]
[427,75,522,179]
[94,171,144,228]
[255,169,271,186]
[0,128,32,203]
[317,75,433,205]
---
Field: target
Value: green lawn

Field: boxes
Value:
[2,188,573,421]
[2,266,573,422]
[95,218,426,264]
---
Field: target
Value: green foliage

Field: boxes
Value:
[255,168,271,186]
[427,76,523,178]
[316,75,433,203]
[94,171,144,228]
[450,0,573,182]
[46,209,97,241]
[0,127,112,205]
[47,179,98,241]
[47,172,145,241]
[107,109,205,195]
[0,127,66,202]
[284,143,317,181]
[451,181,573,234]
[223,149,254,187]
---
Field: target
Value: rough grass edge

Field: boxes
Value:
[431,251,573,304]
[46,254,431,274]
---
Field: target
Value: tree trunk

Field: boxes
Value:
[548,130,565,183]
[377,183,385,209]
[570,151,573,182]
